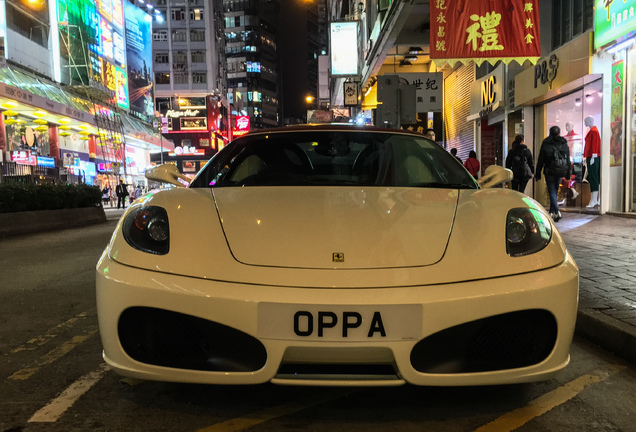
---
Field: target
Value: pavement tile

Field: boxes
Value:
[561,211,636,364]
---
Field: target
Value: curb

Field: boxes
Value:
[575,308,636,364]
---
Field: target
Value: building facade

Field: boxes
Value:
[150,0,230,177]
[223,0,279,132]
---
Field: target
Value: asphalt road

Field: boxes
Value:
[1,221,636,432]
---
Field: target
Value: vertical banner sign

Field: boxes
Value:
[343,82,359,106]
[330,22,359,76]
[611,61,624,167]
[124,2,154,122]
[430,0,540,66]
[594,1,636,49]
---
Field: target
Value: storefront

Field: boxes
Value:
[467,63,507,178]
[592,0,636,214]
[515,32,602,212]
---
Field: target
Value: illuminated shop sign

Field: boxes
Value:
[169,146,206,156]
[37,156,56,168]
[330,21,359,76]
[594,0,636,49]
[246,61,261,73]
[11,151,37,165]
[166,109,202,118]
[233,115,250,137]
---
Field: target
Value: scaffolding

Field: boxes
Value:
[57,1,129,185]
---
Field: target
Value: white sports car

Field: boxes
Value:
[96,125,578,387]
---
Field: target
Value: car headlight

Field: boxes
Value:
[122,206,170,255]
[506,208,552,257]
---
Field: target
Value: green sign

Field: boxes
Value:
[594,1,636,49]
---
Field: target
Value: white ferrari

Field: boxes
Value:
[96,125,578,387]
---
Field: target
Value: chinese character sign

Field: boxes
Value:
[430,0,540,66]
[594,0,636,49]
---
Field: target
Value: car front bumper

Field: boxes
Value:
[96,251,578,387]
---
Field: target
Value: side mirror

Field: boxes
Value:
[477,165,513,189]
[145,164,190,188]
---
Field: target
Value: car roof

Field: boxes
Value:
[239,124,427,137]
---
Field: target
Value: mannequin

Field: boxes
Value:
[565,122,583,163]
[562,122,580,202]
[584,116,601,207]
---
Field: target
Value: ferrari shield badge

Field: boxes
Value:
[332,252,344,262]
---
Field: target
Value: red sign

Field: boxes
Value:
[430,0,540,65]
[236,115,250,131]
[10,151,37,166]
[233,115,251,138]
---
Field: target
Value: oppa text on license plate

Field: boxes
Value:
[258,303,422,341]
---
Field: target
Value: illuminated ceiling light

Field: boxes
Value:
[3,118,17,125]
[1,101,18,109]
[33,118,48,125]
[408,46,423,55]
[59,117,71,124]
[35,125,48,132]
[403,55,418,62]
[3,109,18,117]
[32,110,48,118]
[79,123,90,129]
[574,98,582,107]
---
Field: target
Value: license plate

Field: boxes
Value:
[258,303,422,341]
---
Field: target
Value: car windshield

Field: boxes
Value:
[189,130,478,189]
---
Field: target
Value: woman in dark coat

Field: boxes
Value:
[505,134,535,193]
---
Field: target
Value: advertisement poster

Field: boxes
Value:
[611,60,623,167]
[124,2,154,122]
[56,0,129,109]
[6,122,50,156]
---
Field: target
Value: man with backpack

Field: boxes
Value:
[536,126,571,222]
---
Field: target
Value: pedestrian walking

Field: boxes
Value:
[505,134,534,193]
[463,150,480,178]
[536,126,571,222]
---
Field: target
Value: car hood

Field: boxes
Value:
[213,187,458,269]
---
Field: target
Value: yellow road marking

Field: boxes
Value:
[11,309,95,354]
[8,327,99,381]
[474,365,626,432]
[196,388,356,432]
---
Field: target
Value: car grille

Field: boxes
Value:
[410,309,558,374]
[118,307,267,372]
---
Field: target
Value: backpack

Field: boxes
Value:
[510,152,527,178]
[551,144,569,176]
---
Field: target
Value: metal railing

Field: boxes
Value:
[0,161,84,185]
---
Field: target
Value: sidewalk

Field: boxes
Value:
[103,206,636,363]
[558,211,636,364]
